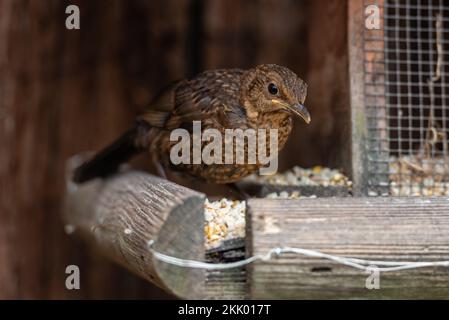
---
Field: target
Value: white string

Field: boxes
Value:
[147,240,449,273]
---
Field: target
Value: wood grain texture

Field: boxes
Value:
[349,0,369,196]
[205,269,246,300]
[247,197,449,299]
[64,170,206,299]
[206,238,246,299]
[0,0,190,299]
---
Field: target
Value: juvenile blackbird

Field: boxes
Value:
[73,64,310,184]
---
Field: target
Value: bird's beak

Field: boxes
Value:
[271,99,311,124]
[287,103,311,124]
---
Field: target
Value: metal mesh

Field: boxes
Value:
[364,0,449,196]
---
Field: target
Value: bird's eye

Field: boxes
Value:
[268,83,278,95]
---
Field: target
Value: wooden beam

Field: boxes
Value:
[348,0,369,196]
[349,0,388,196]
[247,197,449,299]
[64,168,206,299]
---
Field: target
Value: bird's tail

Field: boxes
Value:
[73,121,151,183]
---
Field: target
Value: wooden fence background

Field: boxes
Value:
[0,0,350,298]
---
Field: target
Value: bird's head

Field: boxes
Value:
[241,64,310,124]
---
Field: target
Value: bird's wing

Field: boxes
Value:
[139,69,247,131]
[138,80,179,127]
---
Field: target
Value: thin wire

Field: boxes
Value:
[147,240,449,273]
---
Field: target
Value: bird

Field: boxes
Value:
[73,64,310,185]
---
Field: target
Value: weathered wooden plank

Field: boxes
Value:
[64,169,206,299]
[205,268,246,300]
[247,197,449,299]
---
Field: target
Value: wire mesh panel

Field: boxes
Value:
[363,0,449,196]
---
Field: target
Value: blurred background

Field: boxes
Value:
[0,0,349,298]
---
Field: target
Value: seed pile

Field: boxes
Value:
[265,191,317,199]
[204,198,246,249]
[246,165,352,188]
[204,166,352,249]
[389,155,449,196]
[204,192,319,249]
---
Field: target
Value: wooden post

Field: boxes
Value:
[349,0,388,196]
[64,167,206,299]
[349,0,369,196]
[247,197,449,299]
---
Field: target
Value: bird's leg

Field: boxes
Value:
[227,183,251,200]
[155,162,167,180]
[152,154,167,179]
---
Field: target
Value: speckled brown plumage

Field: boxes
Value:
[73,64,309,184]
